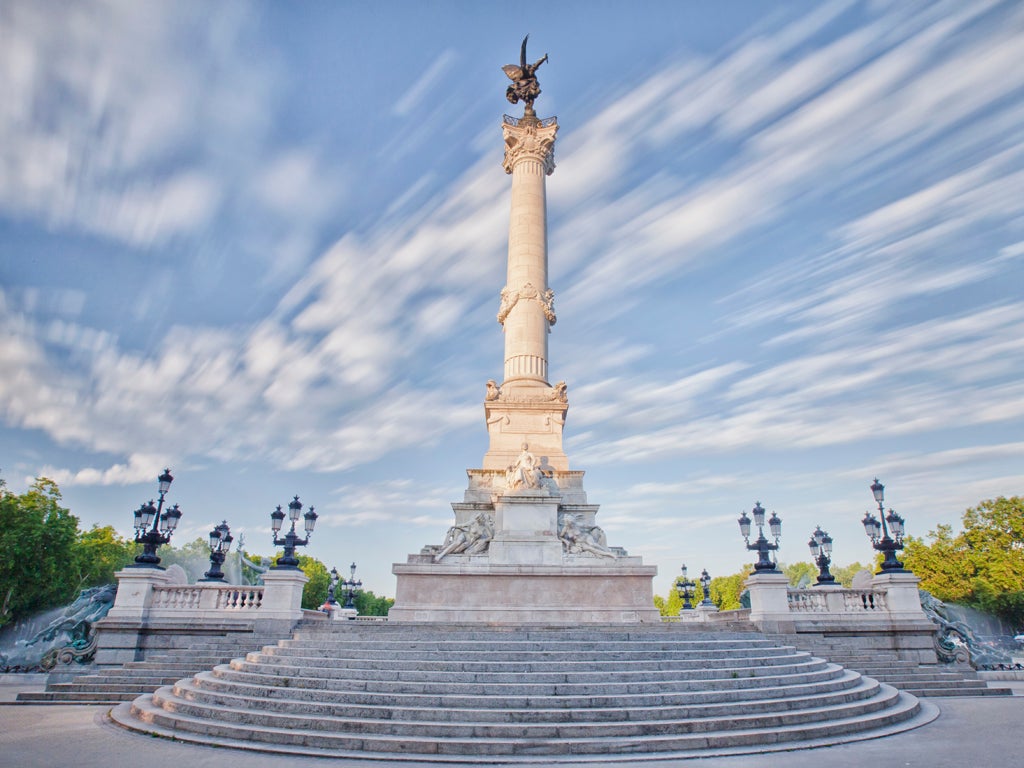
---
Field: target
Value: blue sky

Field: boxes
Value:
[2,1,1023,598]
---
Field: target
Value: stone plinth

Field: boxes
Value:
[389,559,660,624]
[260,569,309,621]
[872,571,928,620]
[745,571,792,628]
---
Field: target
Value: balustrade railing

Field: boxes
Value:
[152,586,203,610]
[150,584,265,613]
[786,588,888,614]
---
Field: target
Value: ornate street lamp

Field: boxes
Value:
[862,478,908,572]
[200,520,233,582]
[699,569,714,607]
[341,562,362,610]
[807,526,836,585]
[676,564,696,611]
[130,469,183,568]
[270,495,318,569]
[325,566,340,607]
[738,502,781,572]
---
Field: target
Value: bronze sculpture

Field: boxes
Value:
[502,34,548,111]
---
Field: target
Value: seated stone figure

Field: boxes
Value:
[505,443,544,491]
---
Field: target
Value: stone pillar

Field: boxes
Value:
[260,569,309,621]
[104,567,170,621]
[745,572,793,629]
[93,567,171,667]
[499,114,558,390]
[873,571,928,620]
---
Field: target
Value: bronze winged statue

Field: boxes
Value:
[502,34,548,110]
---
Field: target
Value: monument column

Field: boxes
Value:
[499,113,558,389]
[389,38,658,624]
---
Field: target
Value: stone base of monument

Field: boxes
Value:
[389,556,660,624]
[390,473,661,624]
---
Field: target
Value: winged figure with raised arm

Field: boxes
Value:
[502,34,548,109]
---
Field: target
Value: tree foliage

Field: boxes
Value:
[0,478,82,627]
[297,555,330,610]
[354,590,394,616]
[72,525,135,590]
[903,496,1024,629]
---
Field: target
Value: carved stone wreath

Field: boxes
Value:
[497,282,557,326]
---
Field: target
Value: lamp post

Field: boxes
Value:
[270,495,318,569]
[676,564,696,611]
[738,502,781,572]
[862,478,907,572]
[200,520,233,582]
[130,468,183,568]
[341,562,362,610]
[321,569,342,618]
[699,569,714,607]
[807,526,836,585]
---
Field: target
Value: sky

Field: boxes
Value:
[2,0,1023,599]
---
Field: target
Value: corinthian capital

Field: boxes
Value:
[502,116,558,175]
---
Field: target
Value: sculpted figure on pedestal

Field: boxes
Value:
[502,35,548,109]
[485,379,502,401]
[559,513,616,559]
[435,512,494,561]
[505,443,545,491]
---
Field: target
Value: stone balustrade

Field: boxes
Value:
[787,588,888,614]
[150,584,265,612]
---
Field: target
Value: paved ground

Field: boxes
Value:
[2,677,1023,768]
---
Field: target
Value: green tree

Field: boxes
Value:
[0,477,81,626]
[72,525,135,590]
[354,590,394,616]
[709,572,747,610]
[829,561,870,588]
[297,555,330,610]
[903,496,1024,629]
[782,561,818,587]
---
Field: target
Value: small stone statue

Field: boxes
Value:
[502,35,548,110]
[485,379,501,401]
[548,381,567,402]
[505,443,544,490]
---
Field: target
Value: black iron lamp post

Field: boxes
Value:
[699,569,714,607]
[341,562,362,610]
[200,520,233,582]
[807,526,836,585]
[862,478,907,572]
[130,469,183,568]
[325,566,340,607]
[270,495,318,569]
[738,502,782,572]
[676,564,696,611]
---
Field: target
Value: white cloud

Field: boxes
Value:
[392,50,457,117]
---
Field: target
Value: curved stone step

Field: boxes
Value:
[111,626,932,759]
[186,663,863,710]
[169,669,880,723]
[116,686,926,758]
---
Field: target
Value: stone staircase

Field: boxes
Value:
[111,624,935,761]
[808,651,1011,698]
[17,633,282,705]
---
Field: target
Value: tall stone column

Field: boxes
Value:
[483,114,567,472]
[498,114,558,389]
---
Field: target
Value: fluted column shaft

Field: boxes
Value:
[499,115,558,387]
